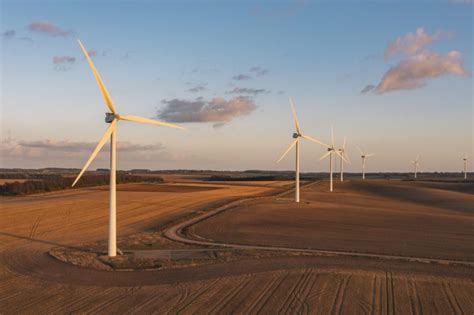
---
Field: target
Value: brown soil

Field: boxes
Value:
[88,183,224,192]
[191,180,474,261]
[0,179,473,313]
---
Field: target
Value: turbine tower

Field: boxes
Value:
[337,136,351,182]
[319,126,347,192]
[72,40,184,257]
[277,97,328,202]
[463,154,468,180]
[355,145,374,180]
[410,155,421,179]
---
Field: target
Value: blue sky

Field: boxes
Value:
[1,0,472,172]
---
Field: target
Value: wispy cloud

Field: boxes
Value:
[249,66,269,76]
[0,135,191,168]
[2,29,33,42]
[158,96,256,128]
[53,56,76,71]
[226,87,268,96]
[376,50,469,93]
[188,84,207,93]
[2,30,15,39]
[28,21,71,37]
[53,56,76,65]
[232,74,252,81]
[384,27,443,60]
[231,67,269,81]
[360,85,375,94]
[17,139,164,152]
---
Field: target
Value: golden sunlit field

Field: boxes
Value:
[0,177,473,313]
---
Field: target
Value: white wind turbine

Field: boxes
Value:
[319,126,347,192]
[277,97,328,202]
[337,137,351,182]
[355,145,374,180]
[462,154,468,180]
[72,40,184,257]
[410,155,421,179]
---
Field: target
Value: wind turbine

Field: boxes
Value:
[410,155,421,179]
[319,126,347,192]
[72,40,184,257]
[462,154,468,180]
[337,137,351,181]
[277,97,328,202]
[355,145,374,180]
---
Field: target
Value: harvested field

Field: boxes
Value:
[88,183,224,192]
[191,180,474,261]
[0,179,473,313]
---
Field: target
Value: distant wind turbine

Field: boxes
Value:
[277,97,328,202]
[463,154,468,180]
[355,145,374,180]
[337,136,351,182]
[72,40,184,257]
[410,155,421,179]
[319,126,347,192]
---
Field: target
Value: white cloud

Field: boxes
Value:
[384,27,443,60]
[376,50,469,93]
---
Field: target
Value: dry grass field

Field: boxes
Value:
[0,178,473,313]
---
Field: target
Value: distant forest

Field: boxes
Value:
[0,173,163,196]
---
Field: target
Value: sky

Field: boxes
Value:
[0,0,472,172]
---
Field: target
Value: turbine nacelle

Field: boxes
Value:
[293,132,300,139]
[105,112,116,123]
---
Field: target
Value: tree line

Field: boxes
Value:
[0,173,163,196]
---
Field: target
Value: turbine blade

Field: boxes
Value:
[342,136,346,149]
[344,152,351,164]
[118,114,185,130]
[277,139,298,163]
[289,97,301,134]
[334,149,348,163]
[365,153,375,157]
[355,145,364,155]
[72,120,117,187]
[319,151,331,161]
[301,134,330,148]
[330,125,336,148]
[78,40,117,113]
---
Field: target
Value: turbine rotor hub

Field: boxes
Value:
[105,112,116,123]
[292,133,300,139]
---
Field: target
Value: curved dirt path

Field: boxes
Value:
[163,182,474,268]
